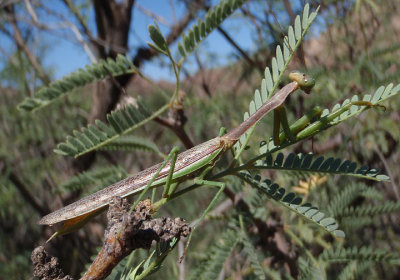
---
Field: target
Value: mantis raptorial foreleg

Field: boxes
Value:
[274,106,294,145]
[295,101,385,139]
[273,106,323,145]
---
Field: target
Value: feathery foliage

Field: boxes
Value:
[252,152,389,181]
[327,183,374,216]
[177,0,249,59]
[296,83,400,137]
[58,166,127,194]
[298,257,325,280]
[54,100,159,158]
[320,246,400,264]
[238,171,345,237]
[188,228,240,280]
[240,231,268,280]
[335,201,400,218]
[98,135,164,157]
[337,261,371,280]
[233,4,319,154]
[18,54,137,112]
[253,82,400,155]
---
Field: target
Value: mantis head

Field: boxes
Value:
[289,71,315,94]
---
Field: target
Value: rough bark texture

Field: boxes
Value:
[32,246,74,280]
[32,197,190,280]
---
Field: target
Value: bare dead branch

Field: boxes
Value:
[4,4,50,83]
[135,2,171,27]
[32,197,189,280]
[154,90,194,149]
[217,26,264,73]
[82,197,190,279]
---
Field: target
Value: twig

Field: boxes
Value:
[375,147,400,200]
[178,241,185,280]
[217,26,263,73]
[154,90,194,149]
[4,4,50,83]
[32,197,190,280]
[135,2,171,27]
[83,197,189,279]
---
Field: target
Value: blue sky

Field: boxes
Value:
[0,0,305,83]
[37,0,256,82]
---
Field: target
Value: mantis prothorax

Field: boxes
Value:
[38,72,315,232]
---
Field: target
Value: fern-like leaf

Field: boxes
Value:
[335,201,400,218]
[320,246,400,264]
[298,257,325,280]
[340,216,375,230]
[238,171,345,237]
[337,261,371,280]
[328,183,383,217]
[233,4,319,154]
[99,135,163,157]
[188,229,240,280]
[252,152,389,181]
[240,232,268,280]
[177,0,249,59]
[18,54,137,112]
[57,166,127,194]
[54,100,162,158]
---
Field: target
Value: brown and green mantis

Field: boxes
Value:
[38,72,316,234]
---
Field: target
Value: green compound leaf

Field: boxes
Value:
[252,152,390,182]
[54,99,160,158]
[233,4,320,155]
[18,54,137,112]
[238,171,345,238]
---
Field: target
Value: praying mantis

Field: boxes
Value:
[38,72,317,236]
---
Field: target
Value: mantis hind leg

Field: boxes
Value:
[180,179,226,260]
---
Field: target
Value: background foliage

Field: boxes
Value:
[0,0,399,279]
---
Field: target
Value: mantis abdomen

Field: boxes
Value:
[38,138,223,225]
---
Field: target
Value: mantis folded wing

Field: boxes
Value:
[38,72,315,229]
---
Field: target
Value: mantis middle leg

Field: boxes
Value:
[131,147,180,211]
[181,179,226,259]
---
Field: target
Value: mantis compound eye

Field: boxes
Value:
[289,71,315,94]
